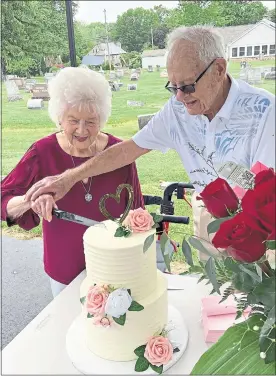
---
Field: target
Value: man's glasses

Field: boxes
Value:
[165,58,217,95]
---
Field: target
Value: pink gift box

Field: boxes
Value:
[233,161,269,199]
[202,296,250,343]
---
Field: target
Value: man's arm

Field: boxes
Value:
[25,140,150,202]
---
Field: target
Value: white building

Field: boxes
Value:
[217,19,275,60]
[141,49,168,69]
[88,42,126,66]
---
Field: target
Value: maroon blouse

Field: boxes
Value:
[1,133,144,284]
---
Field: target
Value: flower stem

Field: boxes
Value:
[259,260,273,277]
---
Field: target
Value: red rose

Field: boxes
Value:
[197,178,239,218]
[212,212,267,262]
[242,173,276,240]
[254,168,275,186]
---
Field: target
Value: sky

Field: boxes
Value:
[75,0,275,24]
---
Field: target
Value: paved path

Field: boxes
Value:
[2,235,52,349]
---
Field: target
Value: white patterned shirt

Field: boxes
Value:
[132,75,275,192]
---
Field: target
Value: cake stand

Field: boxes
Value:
[66,305,189,375]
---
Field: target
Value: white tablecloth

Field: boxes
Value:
[2,272,211,375]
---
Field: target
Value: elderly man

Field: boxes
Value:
[26,26,275,257]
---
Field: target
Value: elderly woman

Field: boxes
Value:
[1,67,144,297]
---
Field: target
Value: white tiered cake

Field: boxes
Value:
[80,219,168,361]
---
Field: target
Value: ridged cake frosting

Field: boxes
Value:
[80,219,168,361]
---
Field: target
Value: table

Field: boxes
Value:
[2,272,211,375]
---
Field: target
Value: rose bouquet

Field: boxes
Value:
[181,169,275,374]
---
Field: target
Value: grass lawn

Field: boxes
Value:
[2,59,275,264]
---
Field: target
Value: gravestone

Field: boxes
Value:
[109,81,120,91]
[5,80,22,101]
[130,73,139,81]
[27,99,44,109]
[109,71,116,80]
[25,79,37,92]
[239,68,248,82]
[247,68,262,85]
[118,82,124,87]
[137,114,155,129]
[148,65,153,72]
[265,71,276,80]
[127,100,144,107]
[31,83,50,100]
[127,84,137,91]
[115,69,124,78]
[135,68,142,74]
[156,65,160,72]
[9,77,25,89]
[160,70,168,78]
[44,73,55,83]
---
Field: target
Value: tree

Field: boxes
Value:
[268,8,276,23]
[153,26,170,49]
[1,0,79,75]
[112,8,157,52]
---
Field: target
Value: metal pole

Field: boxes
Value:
[65,0,77,67]
[151,28,154,49]
[103,9,112,71]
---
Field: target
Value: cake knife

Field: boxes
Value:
[52,209,106,228]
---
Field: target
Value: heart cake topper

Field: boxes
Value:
[99,184,134,224]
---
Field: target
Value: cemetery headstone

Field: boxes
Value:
[239,67,248,82]
[115,69,124,78]
[247,68,262,85]
[25,79,37,92]
[137,114,155,129]
[127,100,144,107]
[135,68,142,74]
[44,72,55,83]
[27,99,44,109]
[109,81,120,91]
[5,80,22,102]
[109,71,116,80]
[156,65,160,72]
[10,77,25,89]
[127,84,137,91]
[130,73,139,81]
[148,65,153,72]
[31,83,50,100]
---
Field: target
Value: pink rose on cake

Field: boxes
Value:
[144,335,173,366]
[123,208,154,233]
[86,285,109,316]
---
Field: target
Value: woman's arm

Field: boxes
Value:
[6,195,32,220]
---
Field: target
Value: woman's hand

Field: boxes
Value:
[31,194,58,222]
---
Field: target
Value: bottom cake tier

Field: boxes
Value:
[80,271,168,361]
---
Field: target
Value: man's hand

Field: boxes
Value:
[25,171,75,202]
[31,194,58,222]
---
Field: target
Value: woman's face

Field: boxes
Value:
[61,106,100,151]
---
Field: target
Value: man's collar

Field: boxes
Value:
[214,74,239,120]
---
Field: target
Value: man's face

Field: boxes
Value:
[167,41,226,117]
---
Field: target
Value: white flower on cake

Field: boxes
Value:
[105,288,133,318]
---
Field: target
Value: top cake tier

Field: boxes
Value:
[83,220,157,301]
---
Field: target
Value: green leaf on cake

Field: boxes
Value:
[87,313,94,318]
[113,313,126,326]
[114,226,125,237]
[150,364,163,374]
[143,234,155,253]
[134,344,146,357]
[80,296,86,304]
[135,357,150,372]
[128,301,144,311]
[160,232,171,273]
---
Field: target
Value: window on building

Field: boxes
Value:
[269,45,275,55]
[232,48,238,57]
[246,46,253,56]
[254,46,260,56]
[262,45,268,55]
[239,47,245,57]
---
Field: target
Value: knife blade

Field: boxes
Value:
[52,209,106,228]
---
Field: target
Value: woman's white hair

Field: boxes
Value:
[48,66,112,129]
[167,25,226,64]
